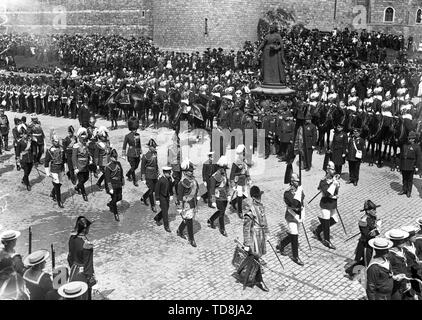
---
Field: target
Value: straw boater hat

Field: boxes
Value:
[58,281,88,299]
[385,229,409,241]
[0,230,21,242]
[400,225,419,237]
[23,249,49,267]
[368,237,393,250]
[162,166,172,172]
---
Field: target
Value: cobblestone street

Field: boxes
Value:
[1,111,421,300]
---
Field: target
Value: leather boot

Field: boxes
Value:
[236,196,243,218]
[276,234,291,256]
[312,221,323,241]
[291,234,304,266]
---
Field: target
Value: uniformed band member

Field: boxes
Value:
[385,228,413,300]
[241,185,269,292]
[230,144,250,218]
[122,117,142,187]
[62,126,78,185]
[207,155,230,237]
[176,160,199,247]
[0,108,10,154]
[346,200,381,276]
[44,134,66,208]
[72,128,91,201]
[201,151,218,207]
[154,166,173,232]
[346,127,365,186]
[399,131,421,198]
[105,149,124,222]
[67,216,96,300]
[16,124,36,191]
[277,173,305,266]
[141,138,159,212]
[313,161,340,250]
[0,230,25,276]
[22,249,56,300]
[329,123,348,175]
[94,126,112,189]
[366,237,395,300]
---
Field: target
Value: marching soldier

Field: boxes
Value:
[346,200,381,277]
[229,144,251,219]
[28,114,45,165]
[44,134,66,208]
[277,173,305,266]
[62,126,78,185]
[399,131,421,198]
[0,108,10,154]
[122,117,142,187]
[201,151,218,207]
[207,155,230,237]
[154,166,173,232]
[94,126,112,189]
[366,237,395,300]
[16,124,36,191]
[312,161,340,250]
[72,128,91,202]
[176,160,199,247]
[329,123,348,175]
[385,228,412,300]
[105,149,124,222]
[242,185,269,292]
[276,110,295,161]
[12,117,22,159]
[303,114,317,170]
[141,138,159,212]
[168,133,182,204]
[346,127,365,186]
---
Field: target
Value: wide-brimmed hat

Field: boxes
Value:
[58,281,88,299]
[416,218,422,227]
[147,138,158,147]
[385,229,409,241]
[23,249,49,267]
[250,186,264,198]
[162,166,172,172]
[400,225,419,236]
[360,200,380,212]
[0,230,21,242]
[368,237,393,250]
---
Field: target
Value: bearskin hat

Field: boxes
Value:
[128,116,140,131]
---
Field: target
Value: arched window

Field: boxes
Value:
[416,8,422,24]
[384,7,395,22]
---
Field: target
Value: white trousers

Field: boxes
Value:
[320,208,338,221]
[287,221,299,235]
[50,172,64,184]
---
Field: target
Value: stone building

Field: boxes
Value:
[1,0,422,51]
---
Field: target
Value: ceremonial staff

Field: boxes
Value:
[28,226,32,254]
[336,207,348,235]
[308,190,321,204]
[51,244,55,271]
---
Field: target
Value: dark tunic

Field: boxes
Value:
[319,176,339,210]
[366,257,394,300]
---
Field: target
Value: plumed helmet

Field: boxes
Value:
[110,148,118,159]
[51,134,60,143]
[18,123,27,134]
[361,200,380,213]
[128,116,140,131]
[97,126,109,138]
[350,87,356,93]
[385,91,391,98]
[327,161,335,170]
[217,156,229,168]
[236,144,245,154]
[181,159,194,172]
[76,127,88,137]
[14,117,21,126]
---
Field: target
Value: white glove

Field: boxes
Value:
[294,186,303,201]
[197,196,201,201]
[203,181,207,187]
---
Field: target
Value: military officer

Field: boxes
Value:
[201,151,218,207]
[303,114,317,170]
[329,123,348,175]
[277,173,305,266]
[312,161,340,250]
[105,149,124,222]
[62,126,78,185]
[415,218,422,260]
[346,127,365,186]
[94,126,112,190]
[168,133,181,204]
[176,160,199,248]
[28,114,45,164]
[72,128,91,202]
[207,155,230,237]
[141,138,159,212]
[276,110,295,161]
[0,108,10,153]
[44,134,66,208]
[16,124,36,191]
[399,131,421,197]
[122,117,142,187]
[261,108,277,159]
[154,166,173,232]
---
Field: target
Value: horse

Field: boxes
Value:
[313,102,331,153]
[362,112,382,166]
[386,116,405,171]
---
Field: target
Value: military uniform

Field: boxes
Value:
[346,134,365,185]
[141,147,159,211]
[94,139,112,189]
[23,264,54,300]
[72,136,91,201]
[366,255,394,300]
[0,111,10,153]
[330,128,348,174]
[44,141,66,208]
[62,130,78,185]
[16,133,36,190]
[276,114,295,160]
[154,170,173,231]
[261,112,277,158]
[229,155,250,218]
[208,165,230,236]
[122,130,142,186]
[105,154,124,221]
[303,119,317,170]
[399,136,421,197]
[28,119,45,164]
[168,139,181,202]
[201,155,218,206]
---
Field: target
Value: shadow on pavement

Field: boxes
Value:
[0,164,15,176]
[389,181,402,193]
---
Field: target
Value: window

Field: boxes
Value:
[384,7,395,22]
[416,9,422,24]
[204,18,208,35]
[141,10,145,18]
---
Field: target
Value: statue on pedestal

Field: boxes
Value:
[257,24,287,86]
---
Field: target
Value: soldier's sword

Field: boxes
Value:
[344,232,360,242]
[336,207,348,235]
[308,190,321,204]
[267,240,284,270]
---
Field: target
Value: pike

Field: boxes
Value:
[51,244,55,271]
[336,207,348,235]
[267,239,284,270]
[308,190,321,204]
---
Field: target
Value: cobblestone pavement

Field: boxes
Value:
[1,111,421,300]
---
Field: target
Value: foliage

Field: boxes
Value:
[257,8,296,40]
